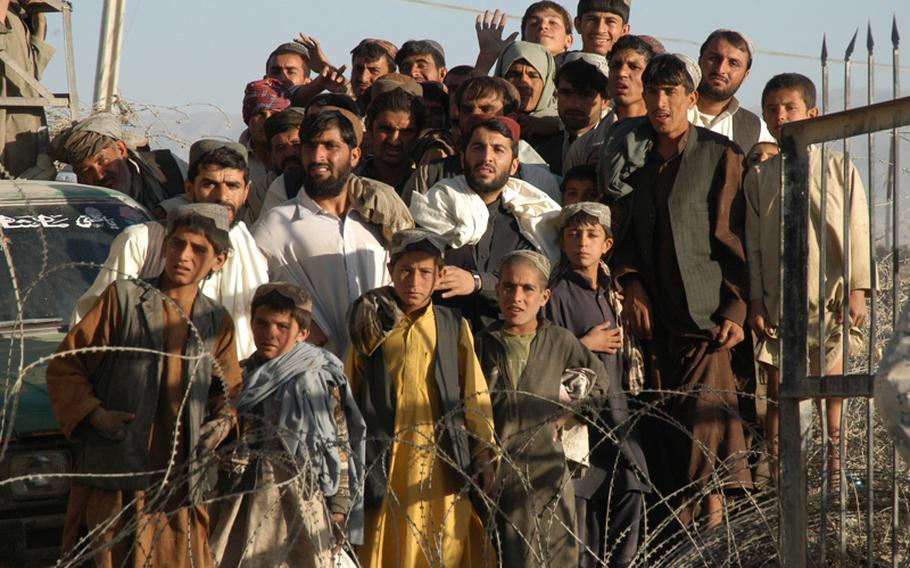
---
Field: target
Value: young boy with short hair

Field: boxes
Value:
[346,228,496,567]
[475,250,609,567]
[545,202,650,568]
[745,73,871,478]
[575,0,630,57]
[562,165,600,205]
[47,203,242,567]
[522,1,574,57]
[211,282,366,567]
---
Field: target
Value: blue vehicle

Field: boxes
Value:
[0,181,149,562]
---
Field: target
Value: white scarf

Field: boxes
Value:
[409,175,562,260]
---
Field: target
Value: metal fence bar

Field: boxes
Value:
[865,23,876,568]
[779,94,910,568]
[818,36,831,565]
[889,16,901,568]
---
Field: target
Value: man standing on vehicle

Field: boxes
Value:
[71,139,268,359]
[50,113,187,212]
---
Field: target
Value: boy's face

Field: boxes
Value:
[251,305,309,360]
[562,178,598,205]
[557,77,605,133]
[608,48,647,108]
[762,87,818,141]
[645,83,697,139]
[560,222,613,269]
[496,262,551,333]
[574,11,629,56]
[389,250,441,314]
[162,227,227,287]
[524,8,573,55]
[399,54,446,83]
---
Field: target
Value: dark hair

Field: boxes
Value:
[300,111,359,149]
[562,164,597,189]
[576,0,629,24]
[461,118,519,159]
[521,1,573,38]
[265,47,307,74]
[608,34,656,63]
[699,30,753,70]
[642,54,695,93]
[397,41,445,69]
[454,76,520,116]
[446,65,473,78]
[366,88,426,132]
[251,290,312,330]
[761,73,817,110]
[307,93,361,116]
[350,42,396,72]
[188,146,249,184]
[555,59,608,98]
[167,215,232,257]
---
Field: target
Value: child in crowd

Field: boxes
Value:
[545,202,650,568]
[745,73,871,480]
[562,164,600,205]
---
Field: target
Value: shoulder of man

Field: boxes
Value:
[349,174,415,243]
[136,149,187,197]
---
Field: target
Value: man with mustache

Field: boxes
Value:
[51,113,187,212]
[72,140,269,359]
[245,107,306,221]
[350,38,398,104]
[410,114,561,330]
[600,54,753,529]
[357,87,424,196]
[253,109,413,358]
[690,29,774,154]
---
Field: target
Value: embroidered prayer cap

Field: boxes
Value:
[672,53,702,90]
[309,106,364,146]
[242,77,292,125]
[461,113,521,143]
[50,113,123,164]
[554,201,612,232]
[252,282,314,314]
[355,38,399,61]
[369,73,423,99]
[396,39,446,67]
[499,250,552,281]
[188,139,248,168]
[390,228,447,258]
[561,51,610,79]
[166,203,231,251]
[264,107,307,140]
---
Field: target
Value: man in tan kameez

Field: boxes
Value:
[0,0,55,179]
[346,229,497,567]
[46,203,242,567]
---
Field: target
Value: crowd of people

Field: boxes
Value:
[17,0,875,566]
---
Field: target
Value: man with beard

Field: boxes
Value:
[600,54,752,528]
[533,57,609,174]
[245,107,306,221]
[72,140,269,359]
[402,76,561,203]
[357,88,423,195]
[690,29,774,154]
[254,110,413,358]
[350,38,397,103]
[51,113,187,212]
[563,34,659,174]
[410,115,561,330]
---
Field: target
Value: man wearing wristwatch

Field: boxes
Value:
[410,114,561,331]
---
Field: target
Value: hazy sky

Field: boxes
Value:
[38,0,910,140]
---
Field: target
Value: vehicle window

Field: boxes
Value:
[0,202,148,325]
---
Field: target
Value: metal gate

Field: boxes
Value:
[778,23,910,567]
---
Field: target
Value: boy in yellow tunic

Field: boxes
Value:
[346,228,497,567]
